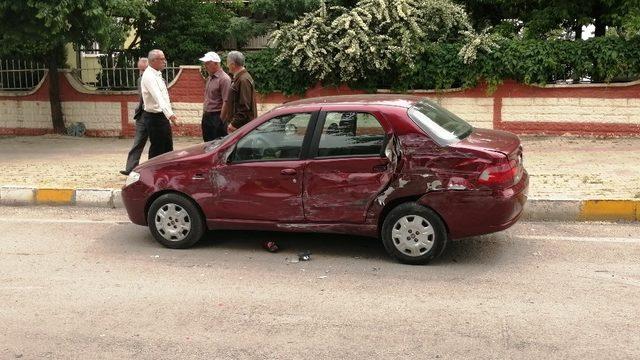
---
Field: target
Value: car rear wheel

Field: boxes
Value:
[381,203,447,265]
[147,193,205,249]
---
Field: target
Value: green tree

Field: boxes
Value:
[456,0,640,39]
[250,0,321,22]
[139,0,235,65]
[0,0,149,133]
[249,0,358,22]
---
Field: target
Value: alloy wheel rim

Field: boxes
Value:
[391,215,435,257]
[154,203,192,242]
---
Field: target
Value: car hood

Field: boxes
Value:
[452,128,520,156]
[136,143,208,170]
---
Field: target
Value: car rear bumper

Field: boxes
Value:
[419,171,529,239]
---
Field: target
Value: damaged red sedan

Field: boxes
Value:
[122,95,528,264]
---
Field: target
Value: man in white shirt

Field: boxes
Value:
[140,49,179,158]
[120,57,149,176]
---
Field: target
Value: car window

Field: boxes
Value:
[317,112,386,157]
[232,113,311,162]
[408,99,473,146]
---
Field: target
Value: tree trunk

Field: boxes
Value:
[574,23,583,40]
[593,3,606,37]
[594,18,606,37]
[48,44,65,134]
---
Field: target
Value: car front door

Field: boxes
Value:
[303,109,394,223]
[209,112,315,222]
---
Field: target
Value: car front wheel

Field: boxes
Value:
[147,193,205,249]
[381,203,447,265]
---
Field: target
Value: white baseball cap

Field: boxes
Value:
[199,51,221,63]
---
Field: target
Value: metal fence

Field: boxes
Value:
[0,60,47,91]
[74,52,181,91]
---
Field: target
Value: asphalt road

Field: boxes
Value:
[1,206,639,359]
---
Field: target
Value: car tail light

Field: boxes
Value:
[478,159,518,186]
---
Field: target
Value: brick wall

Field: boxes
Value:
[1,68,639,137]
[0,100,51,129]
[429,97,494,129]
[502,97,640,124]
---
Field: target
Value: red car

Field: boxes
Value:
[122,95,528,264]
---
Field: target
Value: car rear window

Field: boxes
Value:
[407,99,473,146]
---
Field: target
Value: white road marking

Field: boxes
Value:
[517,234,640,244]
[0,218,128,224]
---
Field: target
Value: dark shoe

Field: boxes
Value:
[119,170,130,176]
[262,241,279,253]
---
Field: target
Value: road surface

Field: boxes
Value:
[1,206,639,359]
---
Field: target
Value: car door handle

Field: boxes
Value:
[281,168,297,176]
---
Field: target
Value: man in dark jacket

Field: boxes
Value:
[222,51,257,134]
[120,57,149,176]
[222,51,276,251]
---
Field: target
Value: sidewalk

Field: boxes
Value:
[0,134,638,219]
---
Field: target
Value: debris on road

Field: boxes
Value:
[262,241,279,253]
[298,250,311,261]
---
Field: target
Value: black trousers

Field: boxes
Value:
[124,118,148,172]
[143,111,173,159]
[201,111,227,142]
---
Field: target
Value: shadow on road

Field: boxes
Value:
[103,223,508,266]
[197,230,388,261]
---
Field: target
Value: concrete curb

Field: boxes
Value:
[0,186,124,209]
[523,199,639,222]
[0,185,638,222]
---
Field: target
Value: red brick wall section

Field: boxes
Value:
[168,67,206,103]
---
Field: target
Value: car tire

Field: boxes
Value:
[381,202,447,265]
[147,193,206,249]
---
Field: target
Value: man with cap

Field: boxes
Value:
[200,51,231,142]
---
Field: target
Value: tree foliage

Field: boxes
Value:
[456,0,640,39]
[249,36,640,94]
[0,0,149,57]
[139,0,235,64]
[270,0,498,83]
[250,0,322,22]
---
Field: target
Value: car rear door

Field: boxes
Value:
[209,111,316,222]
[303,107,394,223]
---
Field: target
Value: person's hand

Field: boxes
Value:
[169,115,179,126]
[227,123,237,133]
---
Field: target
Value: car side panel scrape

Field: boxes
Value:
[303,156,393,223]
[204,160,306,221]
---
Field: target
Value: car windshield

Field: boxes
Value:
[407,99,473,146]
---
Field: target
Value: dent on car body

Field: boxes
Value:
[371,132,487,213]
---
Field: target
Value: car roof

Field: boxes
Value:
[276,94,424,111]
